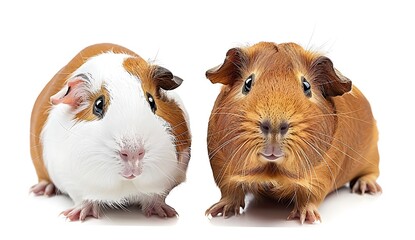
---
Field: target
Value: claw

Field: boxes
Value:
[206,199,245,219]
[360,182,367,195]
[300,213,306,225]
[61,201,100,221]
[44,184,55,196]
[287,210,297,220]
[30,181,56,196]
[351,176,382,195]
[142,194,178,218]
[287,203,321,224]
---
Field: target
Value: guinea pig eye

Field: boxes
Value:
[242,74,255,95]
[302,76,312,98]
[146,92,157,113]
[93,95,105,118]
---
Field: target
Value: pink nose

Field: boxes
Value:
[120,147,145,162]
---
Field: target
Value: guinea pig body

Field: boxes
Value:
[30,43,191,220]
[205,42,380,224]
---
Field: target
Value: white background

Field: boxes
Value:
[0,0,413,239]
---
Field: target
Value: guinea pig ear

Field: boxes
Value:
[152,65,183,90]
[311,56,352,97]
[206,47,247,85]
[50,74,89,108]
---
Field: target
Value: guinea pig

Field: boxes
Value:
[204,42,381,224]
[29,43,191,221]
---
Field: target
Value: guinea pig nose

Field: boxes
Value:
[279,122,289,135]
[120,147,145,162]
[260,120,272,134]
[260,120,290,135]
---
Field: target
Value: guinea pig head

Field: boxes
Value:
[47,53,185,188]
[206,42,352,179]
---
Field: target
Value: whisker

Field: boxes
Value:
[301,111,374,125]
[146,163,180,185]
[307,129,375,167]
[300,138,339,194]
[215,136,251,186]
[208,129,242,159]
[170,120,188,130]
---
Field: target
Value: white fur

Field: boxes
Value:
[41,52,184,205]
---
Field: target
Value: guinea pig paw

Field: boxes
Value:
[141,194,178,218]
[205,200,245,218]
[143,203,178,218]
[61,201,100,221]
[29,181,56,197]
[287,204,321,224]
[351,177,382,195]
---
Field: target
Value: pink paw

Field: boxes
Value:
[287,203,321,224]
[30,181,56,196]
[61,201,100,221]
[143,203,178,218]
[351,177,382,195]
[141,194,178,218]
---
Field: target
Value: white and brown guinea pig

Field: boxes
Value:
[29,43,191,221]
[205,42,381,224]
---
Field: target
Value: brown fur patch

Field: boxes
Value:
[75,85,110,121]
[123,58,191,160]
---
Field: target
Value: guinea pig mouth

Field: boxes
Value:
[260,153,284,162]
[259,144,285,162]
[123,174,137,180]
[120,163,143,180]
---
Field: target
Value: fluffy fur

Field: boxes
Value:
[30,44,191,220]
[205,42,380,224]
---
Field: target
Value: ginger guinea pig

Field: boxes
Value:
[29,43,191,221]
[205,42,381,224]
